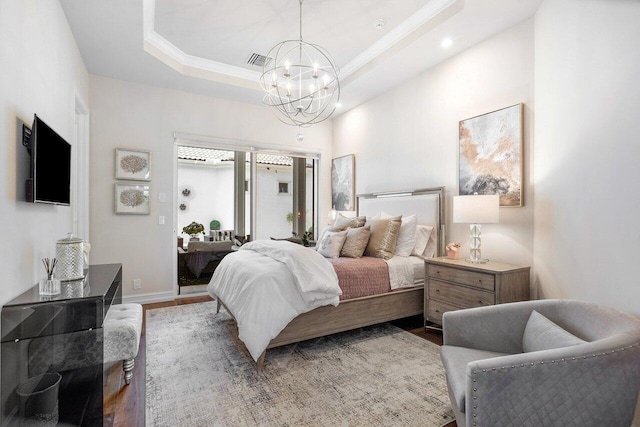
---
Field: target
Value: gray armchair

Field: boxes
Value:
[440,299,640,427]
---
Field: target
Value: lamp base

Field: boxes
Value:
[468,223,489,264]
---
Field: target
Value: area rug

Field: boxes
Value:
[146,302,454,427]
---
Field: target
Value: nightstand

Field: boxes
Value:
[424,257,530,328]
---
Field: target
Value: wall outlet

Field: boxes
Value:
[133,279,141,290]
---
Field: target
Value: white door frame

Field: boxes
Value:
[73,93,90,242]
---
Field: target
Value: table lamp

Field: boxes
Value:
[453,194,499,263]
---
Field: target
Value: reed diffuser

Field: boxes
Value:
[40,258,61,296]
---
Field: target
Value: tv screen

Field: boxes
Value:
[30,115,71,206]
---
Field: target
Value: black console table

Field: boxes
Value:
[1,264,122,426]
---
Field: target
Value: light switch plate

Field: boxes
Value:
[158,192,166,203]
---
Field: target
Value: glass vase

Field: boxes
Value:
[39,278,61,296]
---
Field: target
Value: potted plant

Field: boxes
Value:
[182,222,205,241]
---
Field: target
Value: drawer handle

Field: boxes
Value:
[435,289,440,293]
[478,279,482,283]
[435,309,440,313]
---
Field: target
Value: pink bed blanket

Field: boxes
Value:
[327,256,391,300]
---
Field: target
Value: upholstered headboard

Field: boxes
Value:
[356,187,446,257]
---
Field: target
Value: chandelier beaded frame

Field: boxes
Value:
[260,0,340,127]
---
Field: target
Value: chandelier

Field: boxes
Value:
[260,0,340,127]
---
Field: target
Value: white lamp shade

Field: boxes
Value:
[453,195,499,224]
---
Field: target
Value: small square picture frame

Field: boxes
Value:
[115,148,151,181]
[114,183,150,215]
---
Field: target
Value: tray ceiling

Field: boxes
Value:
[60,0,542,113]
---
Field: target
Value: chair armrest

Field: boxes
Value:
[465,339,640,426]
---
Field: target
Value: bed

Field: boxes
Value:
[209,187,445,369]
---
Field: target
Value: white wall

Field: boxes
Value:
[533,0,640,315]
[0,0,89,306]
[254,165,294,240]
[333,19,535,270]
[177,162,235,236]
[89,75,332,300]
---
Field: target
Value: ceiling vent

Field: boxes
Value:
[246,53,272,68]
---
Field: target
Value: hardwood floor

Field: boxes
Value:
[111,295,456,427]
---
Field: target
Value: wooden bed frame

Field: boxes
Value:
[218,187,445,370]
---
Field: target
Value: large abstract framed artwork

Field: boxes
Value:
[459,103,523,207]
[114,183,150,214]
[331,154,355,211]
[115,148,151,181]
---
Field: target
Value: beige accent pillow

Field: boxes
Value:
[340,226,371,258]
[364,216,402,260]
[317,229,348,258]
[333,214,366,229]
[381,212,417,257]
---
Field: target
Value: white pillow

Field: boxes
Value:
[379,213,416,257]
[412,225,433,257]
[315,226,340,251]
[366,212,382,222]
[316,229,348,258]
[422,228,436,258]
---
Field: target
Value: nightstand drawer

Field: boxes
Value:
[429,280,495,308]
[427,299,459,324]
[428,265,495,291]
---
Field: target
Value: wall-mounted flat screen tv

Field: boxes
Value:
[26,115,71,206]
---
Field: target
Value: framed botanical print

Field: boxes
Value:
[114,183,150,215]
[331,154,355,211]
[459,103,523,207]
[115,148,151,181]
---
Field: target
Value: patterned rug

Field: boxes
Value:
[146,302,455,427]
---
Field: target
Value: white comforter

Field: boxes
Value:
[208,240,341,361]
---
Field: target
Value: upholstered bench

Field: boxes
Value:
[104,303,143,385]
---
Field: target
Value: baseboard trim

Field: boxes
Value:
[122,291,176,305]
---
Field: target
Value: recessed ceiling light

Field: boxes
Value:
[372,19,386,30]
[441,38,453,48]
[335,103,343,108]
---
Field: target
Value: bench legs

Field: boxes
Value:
[216,299,221,314]
[123,358,135,385]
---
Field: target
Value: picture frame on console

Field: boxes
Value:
[114,183,150,215]
[459,103,523,207]
[331,154,355,211]
[115,148,151,181]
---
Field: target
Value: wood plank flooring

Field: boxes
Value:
[111,295,456,427]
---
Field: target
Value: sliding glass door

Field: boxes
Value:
[177,144,317,243]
